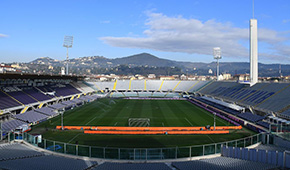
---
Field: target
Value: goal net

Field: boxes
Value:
[128,118,150,127]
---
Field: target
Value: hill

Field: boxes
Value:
[16,53,290,76]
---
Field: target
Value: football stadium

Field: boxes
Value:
[1,1,290,170]
[1,75,290,169]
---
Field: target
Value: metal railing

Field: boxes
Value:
[9,132,262,160]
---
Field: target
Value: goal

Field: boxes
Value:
[128,118,150,127]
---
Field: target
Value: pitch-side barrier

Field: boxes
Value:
[56,126,242,131]
[56,125,240,135]
[84,130,230,135]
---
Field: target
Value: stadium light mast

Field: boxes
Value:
[63,36,73,75]
[60,110,64,130]
[0,121,2,141]
[250,0,258,85]
[213,112,216,130]
[213,47,222,81]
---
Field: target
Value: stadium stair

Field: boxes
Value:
[255,83,290,108]
[128,79,132,91]
[113,80,118,91]
[187,81,200,92]
[238,84,270,103]
[38,103,44,109]
[172,81,181,91]
[20,106,29,114]
[196,81,213,92]
[21,90,40,102]
[158,80,164,91]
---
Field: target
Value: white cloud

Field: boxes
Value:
[283,19,290,23]
[100,20,111,24]
[0,34,8,37]
[101,12,290,61]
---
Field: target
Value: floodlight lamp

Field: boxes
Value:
[63,36,73,48]
[213,47,221,60]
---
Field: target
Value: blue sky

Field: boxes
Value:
[0,0,290,64]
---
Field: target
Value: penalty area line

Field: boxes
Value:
[67,133,81,144]
[184,117,193,126]
[206,135,215,143]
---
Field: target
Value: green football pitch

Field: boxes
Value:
[30,98,255,148]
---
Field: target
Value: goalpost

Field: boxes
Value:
[128,118,150,127]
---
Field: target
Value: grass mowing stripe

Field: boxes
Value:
[164,101,189,126]
[155,100,169,126]
[97,99,128,125]
[30,98,256,148]
[131,100,143,118]
[186,100,229,126]
[84,99,116,126]
[109,99,131,126]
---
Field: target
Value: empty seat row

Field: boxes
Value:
[172,156,278,170]
[0,143,97,170]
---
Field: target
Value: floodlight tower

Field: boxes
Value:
[63,36,73,75]
[250,0,258,84]
[213,112,216,130]
[0,121,2,141]
[213,47,222,81]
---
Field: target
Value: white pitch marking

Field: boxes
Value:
[206,135,215,143]
[68,133,81,143]
[184,117,193,126]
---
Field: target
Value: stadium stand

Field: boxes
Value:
[279,108,290,119]
[174,81,197,92]
[93,162,171,170]
[130,80,145,91]
[72,98,85,105]
[0,143,44,161]
[0,90,22,109]
[256,121,270,129]
[188,81,210,92]
[198,81,290,114]
[89,80,210,94]
[48,103,67,110]
[201,96,245,111]
[172,156,278,170]
[221,145,290,169]
[237,112,265,123]
[14,110,48,124]
[8,91,38,104]
[37,84,81,97]
[254,144,290,152]
[80,94,99,101]
[2,119,28,133]
[93,81,115,91]
[61,100,77,108]
[159,80,179,91]
[71,81,95,93]
[115,80,131,91]
[146,80,164,91]
[35,107,57,117]
[0,143,97,170]
[22,87,51,101]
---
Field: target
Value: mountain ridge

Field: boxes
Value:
[27,53,290,77]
